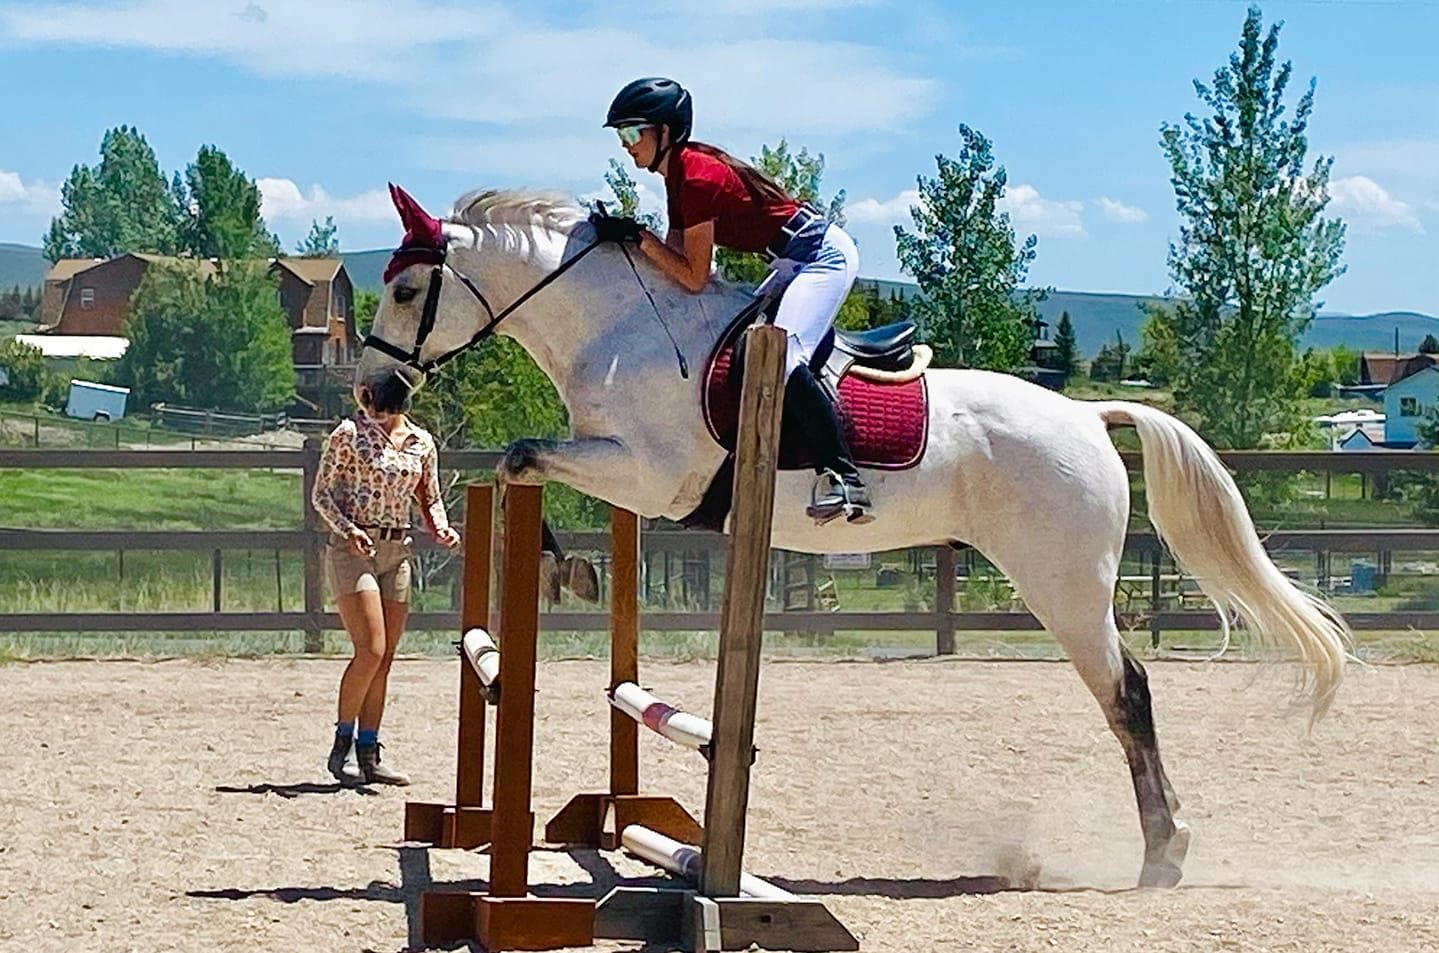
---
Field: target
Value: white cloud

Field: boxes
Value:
[1095,196,1147,223]
[0,1,933,139]
[0,170,61,215]
[1328,175,1422,233]
[256,178,394,225]
[846,189,919,225]
[846,184,1086,238]
[998,184,1084,238]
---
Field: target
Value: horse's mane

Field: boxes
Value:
[449,188,586,234]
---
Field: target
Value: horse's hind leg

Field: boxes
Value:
[1110,641,1190,886]
[996,548,1189,887]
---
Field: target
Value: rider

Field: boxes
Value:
[592,76,873,525]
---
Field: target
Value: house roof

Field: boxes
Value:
[1363,352,1437,386]
[1390,362,1439,390]
[15,334,130,360]
[45,259,103,282]
[272,257,344,285]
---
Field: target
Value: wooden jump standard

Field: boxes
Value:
[403,486,702,854]
[410,326,857,952]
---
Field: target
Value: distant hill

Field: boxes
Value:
[7,241,1436,357]
[340,248,389,292]
[0,243,47,290]
[856,280,1439,357]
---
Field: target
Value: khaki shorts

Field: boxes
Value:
[326,535,413,602]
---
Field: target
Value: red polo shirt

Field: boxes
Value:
[665,146,799,254]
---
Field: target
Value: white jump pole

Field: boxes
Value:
[619,825,793,901]
[609,682,712,754]
[460,628,501,702]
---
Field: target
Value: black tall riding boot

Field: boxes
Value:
[784,366,874,525]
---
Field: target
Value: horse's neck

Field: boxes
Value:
[477,236,746,393]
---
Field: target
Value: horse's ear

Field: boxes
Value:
[389,183,444,249]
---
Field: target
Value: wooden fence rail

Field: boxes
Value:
[3,445,1439,652]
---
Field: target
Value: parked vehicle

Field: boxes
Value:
[65,380,130,422]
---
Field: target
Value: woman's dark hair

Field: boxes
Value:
[367,368,414,415]
[686,141,795,207]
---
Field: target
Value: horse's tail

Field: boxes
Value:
[1095,401,1351,720]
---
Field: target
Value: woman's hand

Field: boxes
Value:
[348,527,375,557]
[435,526,461,550]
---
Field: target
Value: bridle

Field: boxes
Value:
[363,238,606,375]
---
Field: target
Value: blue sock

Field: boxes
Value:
[357,728,379,747]
[335,721,354,740]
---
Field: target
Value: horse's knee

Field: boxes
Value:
[501,438,557,485]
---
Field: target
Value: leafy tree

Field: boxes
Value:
[0,339,49,402]
[179,145,278,259]
[1156,6,1346,448]
[44,126,182,261]
[1053,310,1078,378]
[1330,344,1360,386]
[1132,302,1181,386]
[1420,334,1439,355]
[116,261,294,412]
[894,124,1043,372]
[1089,330,1131,382]
[601,160,663,231]
[0,285,39,322]
[296,216,341,257]
[412,337,607,529]
[354,288,379,338]
[1408,410,1439,525]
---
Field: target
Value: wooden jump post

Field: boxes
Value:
[403,482,496,850]
[406,488,701,856]
[592,326,857,951]
[409,325,855,951]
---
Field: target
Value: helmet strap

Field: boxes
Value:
[648,126,675,173]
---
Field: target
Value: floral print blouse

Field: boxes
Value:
[311,412,449,538]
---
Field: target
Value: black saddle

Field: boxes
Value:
[729,291,917,375]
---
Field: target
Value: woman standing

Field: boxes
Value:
[591,76,873,525]
[312,384,460,785]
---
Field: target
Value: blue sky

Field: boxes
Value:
[1,0,1436,314]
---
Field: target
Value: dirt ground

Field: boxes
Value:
[3,656,1439,953]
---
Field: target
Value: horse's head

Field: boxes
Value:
[354,184,499,411]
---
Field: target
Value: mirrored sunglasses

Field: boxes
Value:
[616,124,649,147]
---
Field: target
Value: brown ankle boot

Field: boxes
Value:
[355,742,411,786]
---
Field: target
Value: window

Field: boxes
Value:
[1400,397,1420,417]
[79,287,95,310]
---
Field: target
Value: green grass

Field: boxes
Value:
[0,467,301,529]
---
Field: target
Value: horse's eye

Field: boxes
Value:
[394,285,419,304]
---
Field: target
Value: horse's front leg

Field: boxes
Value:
[499,435,633,496]
[498,436,634,603]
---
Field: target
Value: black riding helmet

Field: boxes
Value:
[605,77,692,172]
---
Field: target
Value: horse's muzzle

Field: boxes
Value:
[366,366,422,414]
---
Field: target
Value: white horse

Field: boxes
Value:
[356,186,1351,889]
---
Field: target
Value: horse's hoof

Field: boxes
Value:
[1138,820,1190,888]
[561,556,600,603]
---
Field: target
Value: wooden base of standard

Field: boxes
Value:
[593,888,858,952]
[544,794,702,850]
[420,892,595,950]
[403,802,495,849]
